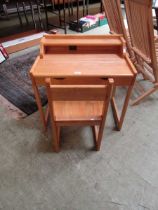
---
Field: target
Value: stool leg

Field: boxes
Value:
[29,0,37,29]
[22,2,29,25]
[63,0,67,34]
[16,2,23,27]
[86,0,89,15]
[83,0,85,16]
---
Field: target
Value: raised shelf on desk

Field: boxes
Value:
[40,34,125,57]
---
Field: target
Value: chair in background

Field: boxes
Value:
[43,0,89,34]
[152,0,158,32]
[0,1,45,30]
[0,3,9,20]
[101,0,134,60]
[45,77,113,152]
[124,0,158,105]
[58,0,88,27]
[42,0,67,33]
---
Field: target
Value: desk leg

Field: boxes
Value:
[30,73,47,131]
[111,84,134,131]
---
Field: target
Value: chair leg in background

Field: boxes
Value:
[131,83,158,105]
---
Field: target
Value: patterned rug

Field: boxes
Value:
[0,49,47,115]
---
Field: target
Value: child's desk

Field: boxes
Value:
[30,34,137,130]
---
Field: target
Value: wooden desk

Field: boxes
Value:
[30,34,137,131]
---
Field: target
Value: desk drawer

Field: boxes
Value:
[34,76,133,87]
[35,76,108,86]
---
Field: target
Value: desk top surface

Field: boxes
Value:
[31,54,136,78]
[30,35,136,78]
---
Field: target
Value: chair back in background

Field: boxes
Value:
[102,0,134,59]
[102,0,125,34]
[124,0,158,82]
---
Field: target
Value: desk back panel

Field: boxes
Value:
[40,34,125,57]
[44,45,123,55]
